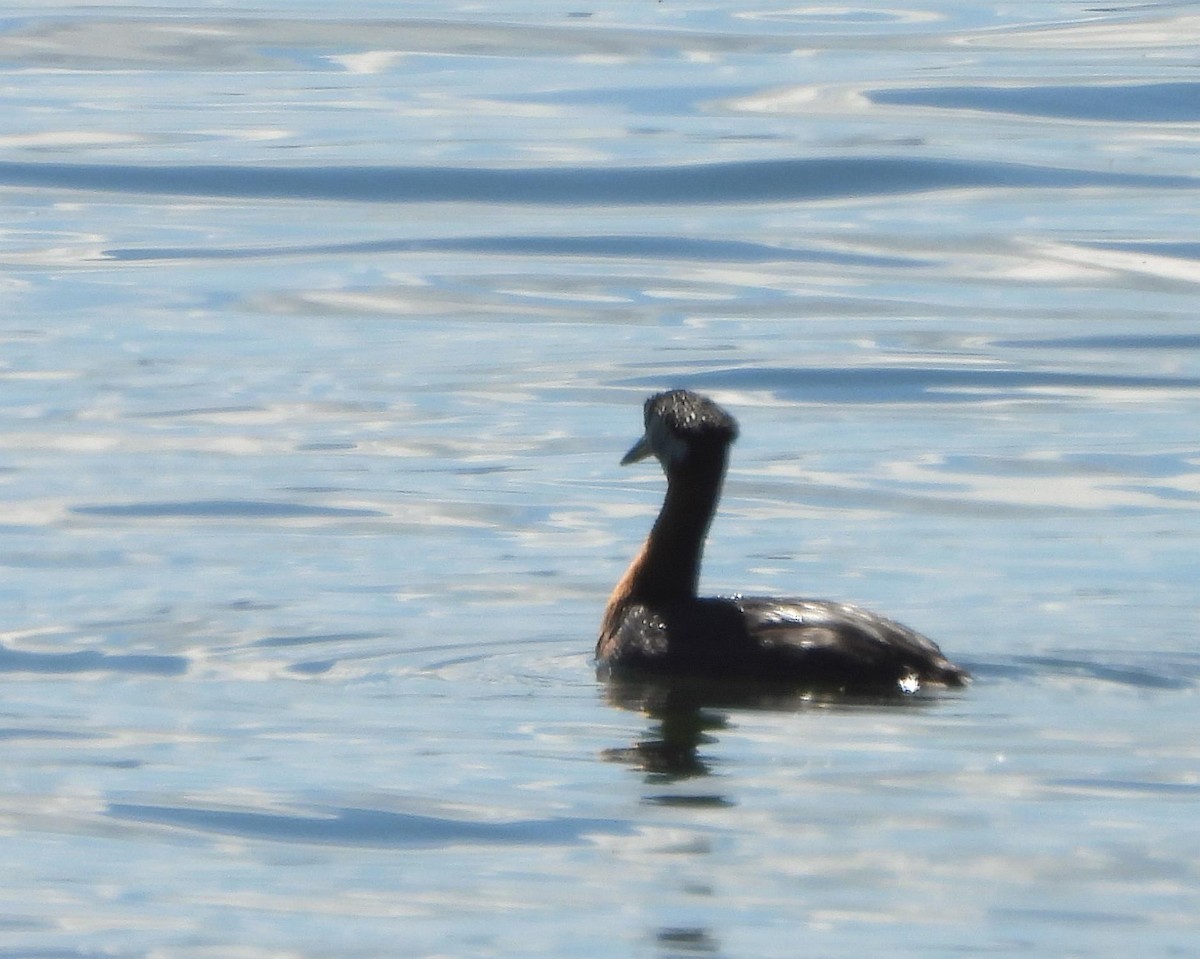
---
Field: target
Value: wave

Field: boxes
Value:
[0,156,1194,205]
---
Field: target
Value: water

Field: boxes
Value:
[2,2,1199,956]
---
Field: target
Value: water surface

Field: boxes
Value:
[2,2,1199,956]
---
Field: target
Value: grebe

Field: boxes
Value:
[597,390,969,694]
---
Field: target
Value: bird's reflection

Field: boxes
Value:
[601,694,722,781]
[601,671,942,783]
[600,672,950,959]
[600,673,829,782]
[655,926,722,956]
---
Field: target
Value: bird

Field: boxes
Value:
[597,390,969,694]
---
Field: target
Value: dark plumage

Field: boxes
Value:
[597,390,968,694]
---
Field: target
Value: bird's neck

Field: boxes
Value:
[602,451,727,632]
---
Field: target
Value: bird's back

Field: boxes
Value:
[599,595,968,693]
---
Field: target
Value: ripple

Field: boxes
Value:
[1047,778,1200,798]
[968,653,1200,691]
[107,801,629,848]
[103,233,926,268]
[1016,654,1199,690]
[0,727,101,742]
[0,643,188,677]
[870,82,1200,123]
[0,156,1193,206]
[71,499,386,520]
[737,7,940,26]
[1003,333,1200,351]
[249,631,381,650]
[0,15,805,71]
[624,365,1200,403]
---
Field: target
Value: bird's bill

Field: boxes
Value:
[620,434,654,465]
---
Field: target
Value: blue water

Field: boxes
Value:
[3,2,1200,956]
